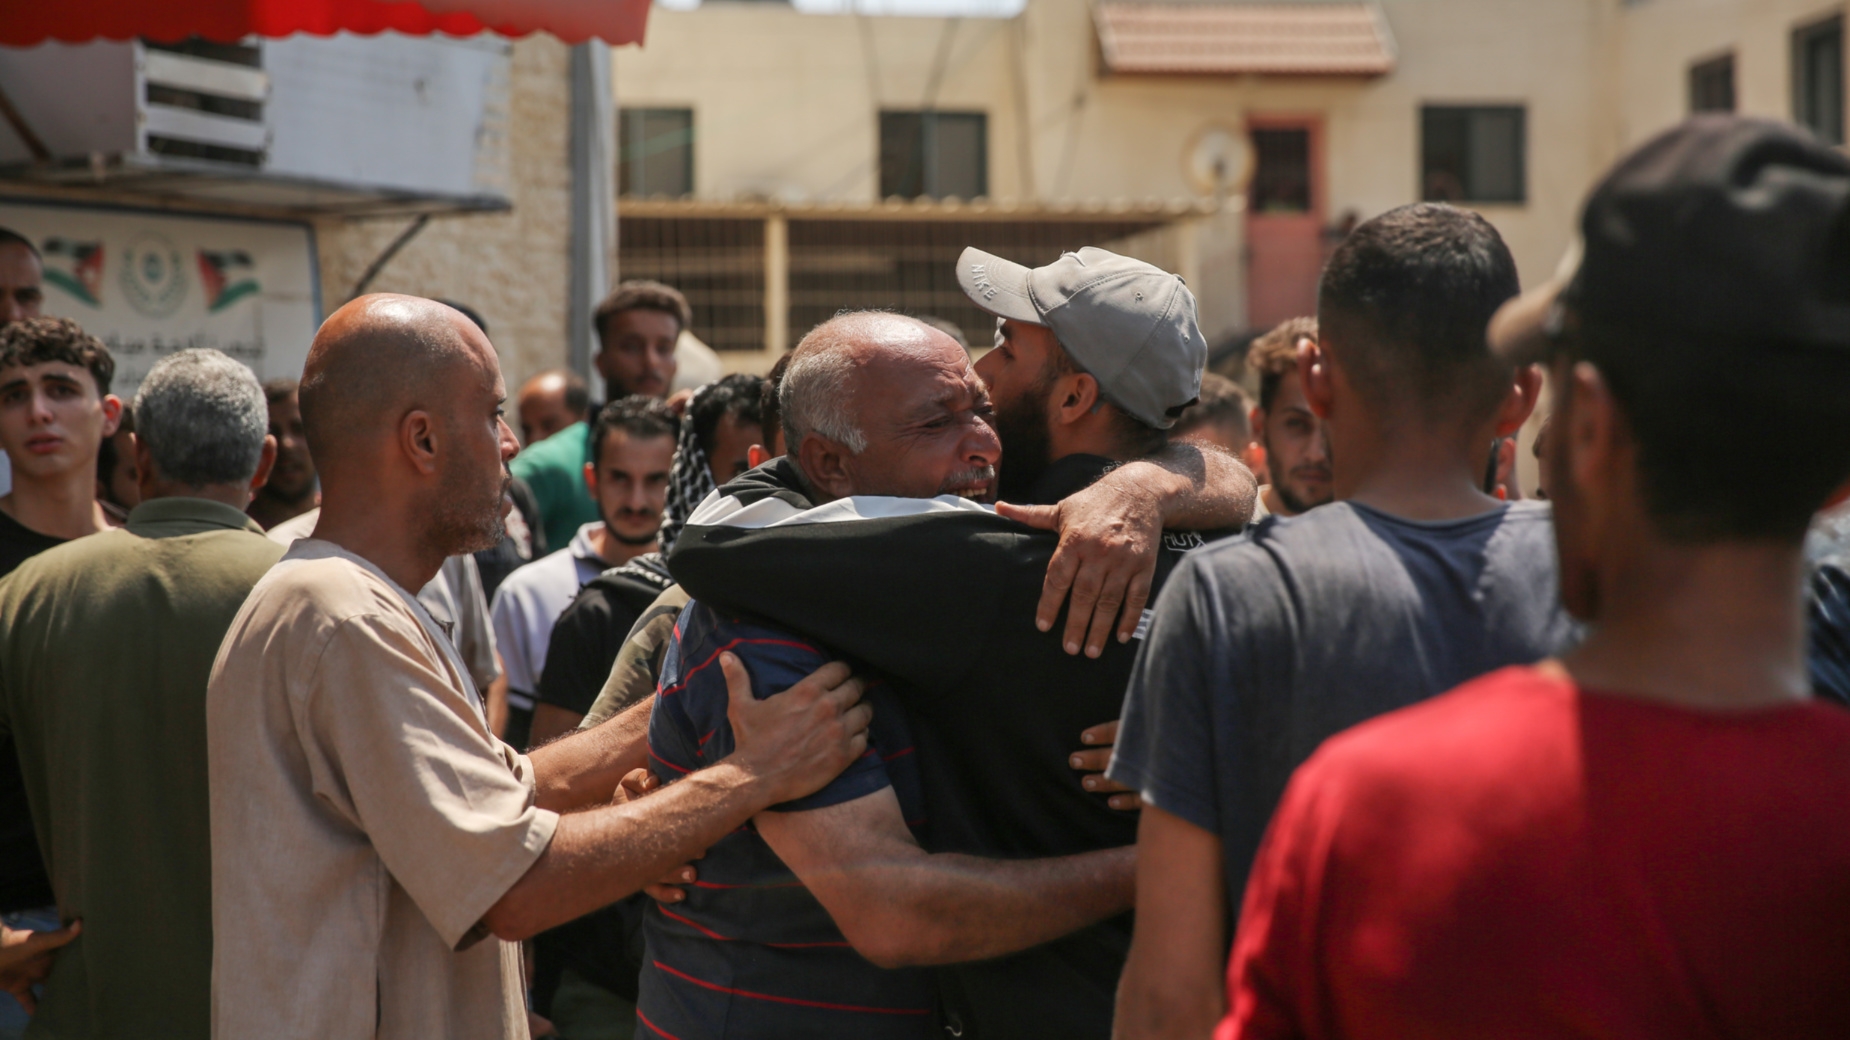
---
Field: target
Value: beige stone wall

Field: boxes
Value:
[313,34,573,394]
[291,0,1836,405]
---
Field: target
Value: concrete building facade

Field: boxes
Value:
[3,2,1838,398]
[607,0,1846,377]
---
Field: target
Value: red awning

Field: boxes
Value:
[2,0,651,47]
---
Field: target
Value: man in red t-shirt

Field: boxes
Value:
[1222,115,1850,1040]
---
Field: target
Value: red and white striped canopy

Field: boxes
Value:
[2,0,651,47]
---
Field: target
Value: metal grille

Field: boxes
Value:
[618,217,767,352]
[786,218,1167,348]
[619,213,1174,353]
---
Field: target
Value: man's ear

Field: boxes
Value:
[1493,363,1544,438]
[1053,372,1102,427]
[796,433,855,500]
[1299,340,1334,420]
[400,409,440,476]
[583,460,597,496]
[747,444,772,469]
[1564,361,1621,511]
[100,394,124,438]
[249,434,278,495]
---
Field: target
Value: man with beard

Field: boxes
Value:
[246,378,318,529]
[517,283,690,552]
[516,397,678,1035]
[653,252,1250,1039]
[530,376,765,746]
[1244,317,1331,520]
[206,295,877,1040]
[494,397,676,750]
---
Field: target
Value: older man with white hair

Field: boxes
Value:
[643,248,1248,1039]
[0,348,282,1038]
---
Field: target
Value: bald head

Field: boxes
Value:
[299,294,518,569]
[782,311,999,503]
[780,312,964,453]
[518,368,589,445]
[300,294,495,472]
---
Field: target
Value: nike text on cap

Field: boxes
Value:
[956,245,1208,430]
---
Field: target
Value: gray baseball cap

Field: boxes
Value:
[956,245,1207,429]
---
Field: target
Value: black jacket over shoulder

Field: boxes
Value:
[668,455,1228,1040]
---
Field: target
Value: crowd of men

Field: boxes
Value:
[0,112,1845,1040]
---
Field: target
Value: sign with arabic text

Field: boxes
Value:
[0,200,320,401]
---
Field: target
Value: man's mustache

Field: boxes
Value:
[941,465,997,491]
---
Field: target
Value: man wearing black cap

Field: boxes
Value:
[1223,115,1850,1038]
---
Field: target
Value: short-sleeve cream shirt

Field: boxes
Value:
[207,539,559,1040]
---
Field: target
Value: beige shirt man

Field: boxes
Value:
[208,538,557,1039]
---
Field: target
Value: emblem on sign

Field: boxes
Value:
[120,232,187,318]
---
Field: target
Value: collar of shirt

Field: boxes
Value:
[127,496,268,537]
[568,521,606,563]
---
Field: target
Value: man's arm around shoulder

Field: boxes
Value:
[754,788,1134,969]
[482,654,871,941]
[999,441,1255,657]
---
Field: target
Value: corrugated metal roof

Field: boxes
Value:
[1095,2,1395,77]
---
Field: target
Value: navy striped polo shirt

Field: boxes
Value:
[636,601,933,1040]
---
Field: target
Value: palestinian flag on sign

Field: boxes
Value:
[198,249,259,312]
[42,238,103,307]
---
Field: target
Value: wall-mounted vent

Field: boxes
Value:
[141,38,270,167]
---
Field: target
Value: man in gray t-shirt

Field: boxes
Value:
[1107,203,1578,1040]
[1112,499,1576,909]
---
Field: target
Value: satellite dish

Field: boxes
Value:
[1183,123,1254,199]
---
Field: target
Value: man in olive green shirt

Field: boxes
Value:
[0,349,279,1037]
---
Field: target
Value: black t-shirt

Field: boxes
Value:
[536,557,675,717]
[669,455,1231,1040]
[0,507,71,912]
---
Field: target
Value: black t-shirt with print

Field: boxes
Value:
[0,507,70,912]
